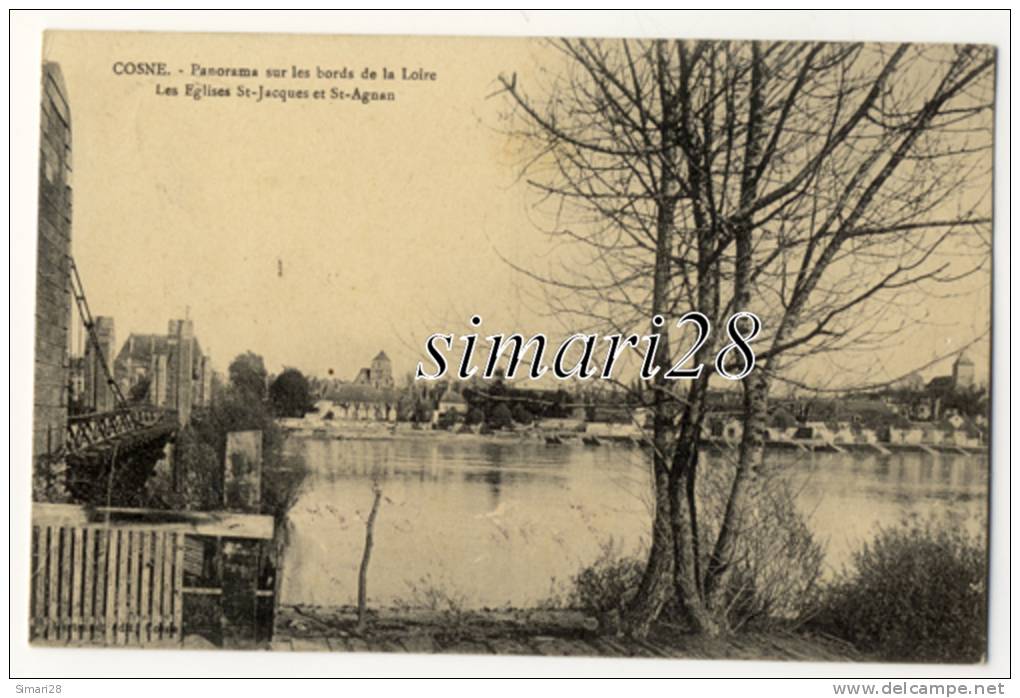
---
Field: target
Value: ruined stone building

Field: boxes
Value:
[83,315,117,412]
[113,318,212,424]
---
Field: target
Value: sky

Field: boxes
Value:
[43,31,992,389]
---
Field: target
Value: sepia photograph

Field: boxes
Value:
[11,10,1008,684]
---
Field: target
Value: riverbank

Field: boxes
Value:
[281,421,987,456]
[271,605,862,661]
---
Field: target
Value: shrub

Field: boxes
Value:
[489,403,514,429]
[145,371,309,525]
[261,451,310,526]
[436,410,460,430]
[565,460,824,633]
[813,515,986,663]
[695,459,826,632]
[465,407,485,426]
[512,404,534,425]
[568,538,644,616]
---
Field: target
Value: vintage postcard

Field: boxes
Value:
[28,28,994,665]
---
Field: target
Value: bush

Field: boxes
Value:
[489,403,514,429]
[694,459,825,632]
[144,368,309,526]
[465,407,485,426]
[512,404,534,425]
[568,538,644,616]
[436,410,460,430]
[813,515,986,663]
[565,460,824,633]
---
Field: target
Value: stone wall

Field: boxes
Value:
[34,62,72,462]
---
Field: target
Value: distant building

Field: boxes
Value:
[325,384,397,422]
[922,352,978,420]
[436,387,467,416]
[83,315,117,412]
[927,353,976,393]
[896,371,924,391]
[709,415,744,442]
[952,353,975,389]
[353,350,394,389]
[112,318,211,424]
[430,387,467,426]
[68,356,85,411]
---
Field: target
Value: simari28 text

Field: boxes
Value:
[415,312,761,383]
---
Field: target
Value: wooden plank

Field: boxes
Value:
[47,526,59,641]
[28,527,37,638]
[183,538,205,577]
[152,531,164,640]
[70,528,84,641]
[172,534,184,641]
[94,530,108,643]
[139,531,152,643]
[31,527,46,640]
[104,529,118,646]
[32,504,274,540]
[161,532,173,641]
[115,529,129,645]
[59,526,73,641]
[82,529,95,642]
[124,531,136,644]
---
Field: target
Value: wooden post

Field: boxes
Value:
[139,531,152,643]
[59,527,73,641]
[115,529,129,645]
[162,532,174,640]
[47,526,59,641]
[31,527,46,640]
[173,533,184,641]
[152,531,165,640]
[82,530,95,642]
[125,530,136,644]
[105,529,118,645]
[94,529,108,643]
[70,528,84,641]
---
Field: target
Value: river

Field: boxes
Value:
[278,435,987,609]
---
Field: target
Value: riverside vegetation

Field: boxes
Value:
[566,506,986,663]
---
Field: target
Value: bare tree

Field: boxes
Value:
[356,480,384,632]
[498,38,993,637]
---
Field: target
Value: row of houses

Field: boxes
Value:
[708,416,986,449]
[309,385,399,423]
[425,385,987,448]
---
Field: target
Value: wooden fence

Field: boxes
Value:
[29,504,276,647]
[31,525,185,645]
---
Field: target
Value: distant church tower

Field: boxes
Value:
[370,351,394,388]
[952,353,975,389]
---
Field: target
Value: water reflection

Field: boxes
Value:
[279,437,987,609]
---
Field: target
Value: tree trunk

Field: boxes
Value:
[620,40,681,639]
[704,370,769,614]
[669,388,722,636]
[356,484,383,632]
[620,454,674,637]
